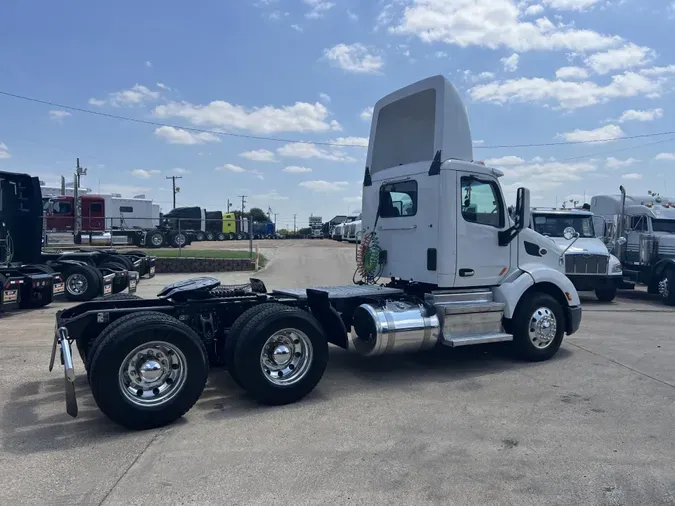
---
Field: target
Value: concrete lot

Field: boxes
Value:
[1,239,674,505]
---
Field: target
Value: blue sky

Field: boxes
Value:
[1,0,674,230]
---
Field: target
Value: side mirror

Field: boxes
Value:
[617,236,627,246]
[563,226,577,240]
[515,187,530,231]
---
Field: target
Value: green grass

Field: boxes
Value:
[142,249,267,266]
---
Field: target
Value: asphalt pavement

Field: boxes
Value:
[1,239,674,505]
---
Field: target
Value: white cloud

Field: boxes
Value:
[89,84,160,107]
[524,4,544,15]
[343,195,362,203]
[324,43,384,74]
[172,168,191,174]
[156,82,172,91]
[461,69,495,82]
[542,0,603,11]
[347,10,358,21]
[99,183,151,196]
[435,51,448,58]
[555,66,589,79]
[605,157,639,169]
[0,142,11,159]
[469,71,664,109]
[640,65,675,76]
[131,169,161,179]
[655,153,675,161]
[621,172,642,180]
[585,43,654,75]
[473,139,485,146]
[145,61,153,68]
[154,99,341,134]
[252,190,289,201]
[251,169,265,180]
[330,136,369,147]
[239,149,278,162]
[304,0,335,19]
[360,106,374,121]
[283,165,313,173]
[154,126,221,145]
[485,155,525,166]
[215,164,246,173]
[501,53,520,72]
[388,0,621,53]
[48,110,71,121]
[299,180,349,192]
[499,160,598,201]
[291,24,303,32]
[319,92,331,103]
[618,108,664,122]
[277,142,357,162]
[557,124,624,143]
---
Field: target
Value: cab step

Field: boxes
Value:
[442,332,513,347]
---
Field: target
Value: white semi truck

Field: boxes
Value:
[528,208,624,302]
[51,75,582,430]
[592,187,675,305]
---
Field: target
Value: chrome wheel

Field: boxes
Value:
[528,307,557,349]
[118,341,188,407]
[174,234,186,246]
[659,277,669,299]
[66,273,88,295]
[151,234,163,246]
[260,329,313,386]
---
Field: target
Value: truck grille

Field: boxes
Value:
[565,254,608,275]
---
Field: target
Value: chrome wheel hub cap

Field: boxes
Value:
[528,307,557,349]
[260,329,313,386]
[66,274,88,295]
[659,277,669,299]
[118,341,187,407]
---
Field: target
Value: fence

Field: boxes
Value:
[39,215,326,258]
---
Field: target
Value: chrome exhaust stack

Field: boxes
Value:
[350,300,441,356]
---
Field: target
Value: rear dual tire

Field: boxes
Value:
[225,304,328,405]
[88,311,208,430]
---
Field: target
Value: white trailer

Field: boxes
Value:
[102,194,158,229]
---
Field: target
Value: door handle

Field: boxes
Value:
[459,268,474,277]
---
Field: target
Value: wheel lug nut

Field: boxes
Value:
[136,389,143,397]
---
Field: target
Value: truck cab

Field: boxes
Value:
[44,195,105,232]
[593,189,675,304]
[528,208,623,301]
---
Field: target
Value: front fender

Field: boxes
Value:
[494,267,581,319]
[652,258,675,278]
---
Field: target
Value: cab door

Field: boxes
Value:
[454,172,511,287]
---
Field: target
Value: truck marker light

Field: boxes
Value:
[499,267,507,276]
[566,292,573,302]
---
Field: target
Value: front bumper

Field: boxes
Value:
[49,325,78,417]
[568,274,624,292]
[565,305,582,336]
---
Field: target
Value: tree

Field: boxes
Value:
[297,227,311,236]
[249,207,270,223]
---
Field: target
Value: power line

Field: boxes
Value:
[2,89,675,150]
[558,135,675,162]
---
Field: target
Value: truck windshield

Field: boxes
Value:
[532,214,595,238]
[651,219,675,233]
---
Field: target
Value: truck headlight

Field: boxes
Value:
[612,263,622,273]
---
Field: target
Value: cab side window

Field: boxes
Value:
[379,180,417,218]
[630,216,647,231]
[461,177,505,228]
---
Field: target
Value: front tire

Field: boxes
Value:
[232,304,328,405]
[658,269,675,306]
[511,292,565,362]
[147,231,165,248]
[88,312,209,430]
[595,286,616,302]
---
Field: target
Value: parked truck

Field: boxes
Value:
[528,208,624,302]
[50,75,582,430]
[1,171,143,303]
[592,187,675,304]
[309,215,323,239]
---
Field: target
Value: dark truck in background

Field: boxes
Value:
[0,170,144,305]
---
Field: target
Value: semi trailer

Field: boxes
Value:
[50,75,582,430]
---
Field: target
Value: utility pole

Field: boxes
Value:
[74,158,88,236]
[238,195,247,214]
[293,214,297,234]
[226,199,232,213]
[166,176,182,209]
